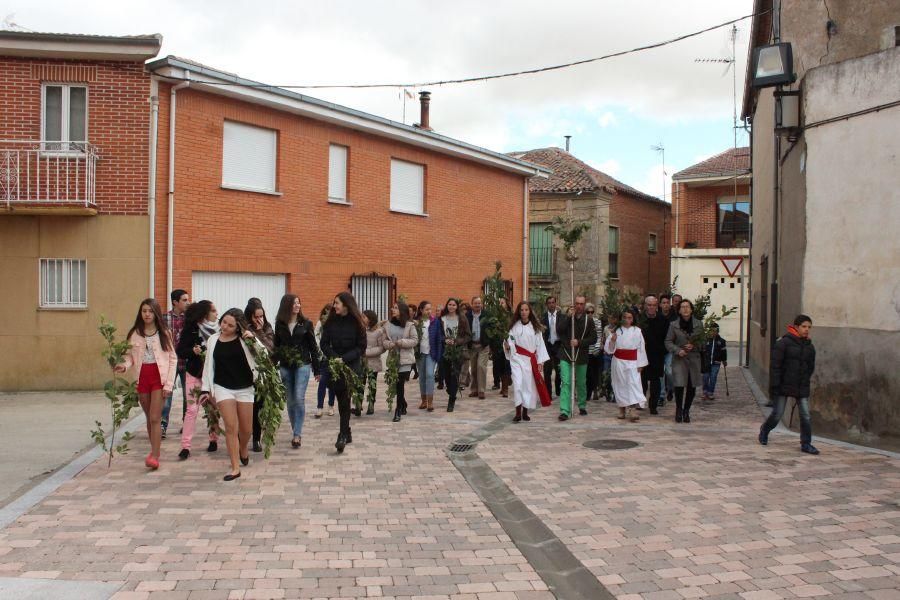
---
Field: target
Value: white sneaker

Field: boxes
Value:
[328,407,335,416]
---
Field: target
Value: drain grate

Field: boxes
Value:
[583,439,640,451]
[449,443,477,453]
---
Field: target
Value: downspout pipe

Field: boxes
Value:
[148,93,159,299]
[167,71,191,303]
[522,176,530,301]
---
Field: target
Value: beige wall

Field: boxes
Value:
[0,215,149,390]
[671,249,749,343]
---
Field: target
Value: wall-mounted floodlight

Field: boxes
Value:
[750,43,796,88]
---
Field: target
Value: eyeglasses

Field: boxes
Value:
[586,310,595,314]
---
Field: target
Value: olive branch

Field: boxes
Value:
[94,317,140,467]
[247,340,286,459]
[327,357,364,412]
[383,349,400,411]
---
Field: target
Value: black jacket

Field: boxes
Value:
[320,314,367,393]
[273,318,321,375]
[705,335,728,365]
[556,312,598,364]
[640,312,669,374]
[770,332,816,398]
[175,321,205,379]
[541,310,562,352]
[466,310,493,347]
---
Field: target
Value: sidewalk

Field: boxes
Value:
[0,391,111,509]
[1,369,898,599]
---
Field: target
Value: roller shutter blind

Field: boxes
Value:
[390,159,424,214]
[222,121,277,193]
[328,144,348,201]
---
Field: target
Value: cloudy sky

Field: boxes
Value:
[7,0,753,199]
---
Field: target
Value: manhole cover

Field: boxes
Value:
[583,439,640,450]
[449,443,476,453]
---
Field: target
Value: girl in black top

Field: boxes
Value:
[199,309,259,481]
[319,292,367,453]
[175,300,219,459]
[273,294,321,449]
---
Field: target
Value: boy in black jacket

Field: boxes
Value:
[759,314,818,455]
[701,323,728,400]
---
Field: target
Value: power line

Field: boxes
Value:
[180,10,768,90]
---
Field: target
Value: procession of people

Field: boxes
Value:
[114,285,816,479]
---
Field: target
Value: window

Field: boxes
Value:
[328,144,348,203]
[390,159,425,214]
[649,233,658,253]
[529,223,555,276]
[351,273,397,321]
[608,226,620,279]
[222,121,278,193]
[42,84,87,151]
[717,196,751,248]
[40,259,87,308]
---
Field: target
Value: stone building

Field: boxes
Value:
[510,147,670,306]
[742,0,900,449]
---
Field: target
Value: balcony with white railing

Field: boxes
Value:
[0,141,98,213]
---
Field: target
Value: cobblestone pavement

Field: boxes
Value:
[1,367,898,600]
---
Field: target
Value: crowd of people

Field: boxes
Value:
[114,286,817,480]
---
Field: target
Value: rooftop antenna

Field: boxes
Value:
[564,135,572,152]
[650,143,665,202]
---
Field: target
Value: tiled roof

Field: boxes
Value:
[673,147,750,180]
[508,147,663,203]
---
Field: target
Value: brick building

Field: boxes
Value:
[0,33,548,391]
[671,147,751,344]
[0,31,162,390]
[147,56,546,325]
[510,147,670,305]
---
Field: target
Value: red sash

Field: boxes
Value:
[515,345,552,407]
[614,348,638,361]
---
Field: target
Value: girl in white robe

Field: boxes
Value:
[503,301,550,422]
[604,309,648,422]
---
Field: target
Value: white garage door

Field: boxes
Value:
[192,271,286,323]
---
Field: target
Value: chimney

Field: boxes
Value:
[564,135,572,152]
[416,91,432,131]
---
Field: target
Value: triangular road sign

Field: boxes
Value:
[720,257,743,277]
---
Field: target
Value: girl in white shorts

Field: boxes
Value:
[200,309,260,481]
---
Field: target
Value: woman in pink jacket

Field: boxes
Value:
[115,298,178,470]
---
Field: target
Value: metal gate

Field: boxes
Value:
[350,272,396,321]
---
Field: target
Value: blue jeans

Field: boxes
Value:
[661,353,673,400]
[161,366,186,430]
[317,368,335,408]
[703,363,722,396]
[280,365,311,437]
[417,355,435,395]
[762,395,812,446]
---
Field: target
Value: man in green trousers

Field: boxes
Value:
[557,295,598,421]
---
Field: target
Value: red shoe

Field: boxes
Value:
[145,454,159,470]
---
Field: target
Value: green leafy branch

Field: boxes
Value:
[327,357,364,413]
[482,261,512,350]
[94,317,139,467]
[248,340,286,459]
[383,349,400,411]
[545,215,591,253]
[689,288,738,346]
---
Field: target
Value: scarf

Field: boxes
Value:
[787,325,809,340]
[199,320,220,342]
[679,317,694,334]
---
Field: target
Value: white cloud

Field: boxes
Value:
[589,159,622,177]
[597,112,618,128]
[12,0,753,152]
[635,164,673,202]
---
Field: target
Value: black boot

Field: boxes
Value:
[447,398,455,412]
[675,398,683,423]
[513,405,522,422]
[366,401,374,415]
[522,407,530,421]
[346,430,352,444]
[335,433,346,453]
[392,406,401,422]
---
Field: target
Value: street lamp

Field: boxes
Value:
[750,42,796,88]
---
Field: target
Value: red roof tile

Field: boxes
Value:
[508,147,663,204]
[673,147,750,180]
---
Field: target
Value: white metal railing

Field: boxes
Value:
[0,140,98,209]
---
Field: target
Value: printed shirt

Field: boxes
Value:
[471,312,482,343]
[164,310,186,370]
